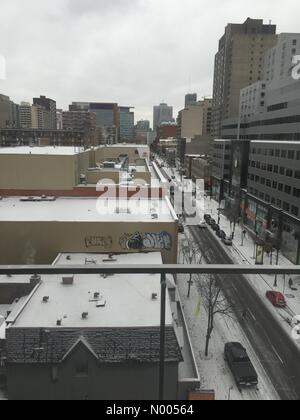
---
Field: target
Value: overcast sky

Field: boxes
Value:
[0,0,300,124]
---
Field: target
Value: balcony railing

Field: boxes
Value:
[1,263,300,400]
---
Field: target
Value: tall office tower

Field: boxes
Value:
[19,102,32,129]
[153,103,173,131]
[185,93,197,108]
[70,102,119,144]
[62,110,97,145]
[119,106,134,142]
[0,94,19,128]
[211,18,277,138]
[33,95,57,129]
[56,109,63,130]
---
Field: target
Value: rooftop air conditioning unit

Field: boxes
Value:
[82,312,89,320]
[62,276,74,286]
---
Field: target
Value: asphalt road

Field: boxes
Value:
[189,225,300,400]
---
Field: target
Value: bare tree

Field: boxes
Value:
[180,239,204,298]
[198,275,234,357]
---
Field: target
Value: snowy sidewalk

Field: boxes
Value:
[198,197,300,345]
[177,234,279,400]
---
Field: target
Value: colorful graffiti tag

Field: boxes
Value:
[119,231,172,251]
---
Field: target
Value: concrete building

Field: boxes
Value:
[56,109,63,130]
[0,94,11,129]
[212,139,232,200]
[184,155,212,191]
[63,111,97,145]
[156,122,178,142]
[177,99,212,140]
[0,147,91,192]
[135,120,152,144]
[185,93,197,108]
[222,34,300,141]
[119,107,134,142]
[33,96,57,130]
[211,18,277,138]
[0,144,152,196]
[0,196,178,265]
[19,102,32,129]
[70,102,119,145]
[3,252,199,400]
[153,103,173,131]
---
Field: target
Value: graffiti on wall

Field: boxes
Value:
[85,236,113,249]
[119,231,172,251]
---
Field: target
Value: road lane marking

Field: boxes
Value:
[271,346,284,365]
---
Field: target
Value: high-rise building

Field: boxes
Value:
[56,109,63,130]
[221,33,300,141]
[185,93,197,108]
[177,98,212,140]
[70,102,119,144]
[211,18,277,138]
[33,95,57,129]
[119,106,134,142]
[153,103,173,131]
[62,111,97,145]
[0,94,19,128]
[19,102,32,129]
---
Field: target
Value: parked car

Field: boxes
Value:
[212,223,220,232]
[178,223,185,234]
[217,230,226,239]
[266,291,287,308]
[204,214,212,224]
[222,236,233,246]
[199,220,208,229]
[224,342,258,388]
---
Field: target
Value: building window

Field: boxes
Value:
[291,206,299,217]
[285,185,292,195]
[280,167,285,175]
[75,362,89,377]
[286,169,293,177]
[283,202,290,212]
[288,150,295,159]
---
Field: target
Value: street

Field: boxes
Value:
[188,224,300,400]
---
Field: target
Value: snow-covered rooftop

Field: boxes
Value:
[0,146,86,156]
[10,252,174,329]
[0,197,175,222]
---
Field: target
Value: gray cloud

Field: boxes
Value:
[67,0,140,16]
[0,0,300,123]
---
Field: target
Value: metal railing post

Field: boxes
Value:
[159,272,167,401]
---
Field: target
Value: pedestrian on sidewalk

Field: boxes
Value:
[289,278,294,289]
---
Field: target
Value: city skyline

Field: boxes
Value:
[1,0,300,123]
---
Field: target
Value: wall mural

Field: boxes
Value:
[119,231,172,251]
[85,236,113,249]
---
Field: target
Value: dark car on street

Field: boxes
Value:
[217,230,226,239]
[204,214,211,223]
[224,342,258,388]
[212,223,220,232]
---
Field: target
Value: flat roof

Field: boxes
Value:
[0,197,175,222]
[98,144,149,149]
[10,252,174,329]
[251,140,300,145]
[0,146,87,156]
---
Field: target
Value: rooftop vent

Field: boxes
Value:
[30,274,41,285]
[85,258,96,265]
[42,296,49,303]
[152,293,158,300]
[96,299,107,308]
[94,292,100,299]
[82,312,89,320]
[66,255,71,261]
[151,213,159,220]
[56,320,62,326]
[62,276,74,286]
[102,254,117,263]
